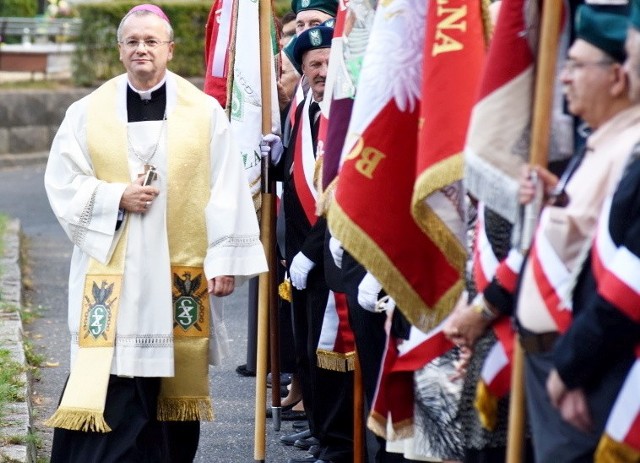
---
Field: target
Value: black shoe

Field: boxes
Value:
[265,400,299,418]
[279,429,311,446]
[294,436,320,450]
[308,445,321,458]
[292,420,308,430]
[287,455,316,463]
[282,409,307,421]
[235,364,256,377]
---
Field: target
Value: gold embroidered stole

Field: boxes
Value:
[46,75,212,432]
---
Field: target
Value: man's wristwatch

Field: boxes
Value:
[471,294,498,321]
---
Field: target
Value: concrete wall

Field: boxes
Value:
[0,77,204,168]
[0,87,91,167]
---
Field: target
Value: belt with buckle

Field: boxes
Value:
[519,329,559,354]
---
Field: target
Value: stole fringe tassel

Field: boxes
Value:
[474,380,498,431]
[316,350,355,372]
[157,398,214,422]
[45,408,112,433]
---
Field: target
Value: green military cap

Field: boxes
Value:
[575,3,629,63]
[293,25,333,69]
[631,0,640,30]
[291,0,338,16]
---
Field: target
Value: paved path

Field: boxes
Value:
[0,163,306,463]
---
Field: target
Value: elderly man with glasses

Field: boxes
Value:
[446,4,640,462]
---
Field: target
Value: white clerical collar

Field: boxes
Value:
[128,76,167,101]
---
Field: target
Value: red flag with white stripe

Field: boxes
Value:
[464,0,573,223]
[368,320,455,439]
[204,0,235,108]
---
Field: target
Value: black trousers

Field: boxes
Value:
[291,267,354,463]
[342,252,417,463]
[51,375,200,463]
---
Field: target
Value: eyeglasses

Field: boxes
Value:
[119,39,172,50]
[561,58,614,74]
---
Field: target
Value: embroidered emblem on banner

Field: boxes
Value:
[310,29,322,46]
[231,83,244,122]
[80,276,122,347]
[172,268,210,337]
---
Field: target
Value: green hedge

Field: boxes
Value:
[0,0,37,17]
[72,0,293,87]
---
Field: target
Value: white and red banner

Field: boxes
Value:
[464,0,572,224]
[368,320,455,438]
[328,0,486,334]
[204,0,280,211]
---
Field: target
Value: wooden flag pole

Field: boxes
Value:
[254,0,275,461]
[353,351,364,463]
[506,1,562,462]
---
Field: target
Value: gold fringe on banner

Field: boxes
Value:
[328,201,463,333]
[316,349,355,372]
[595,435,640,463]
[474,380,499,431]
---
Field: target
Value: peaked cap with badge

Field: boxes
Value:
[291,0,338,15]
[292,25,334,70]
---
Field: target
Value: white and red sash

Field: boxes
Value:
[472,202,520,430]
[592,198,640,323]
[472,203,523,294]
[589,197,640,461]
[528,211,574,333]
[475,317,515,430]
[292,93,320,226]
[289,79,305,130]
[316,291,355,372]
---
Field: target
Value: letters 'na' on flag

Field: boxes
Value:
[205,0,281,211]
[464,0,573,224]
[411,0,488,299]
[329,0,484,333]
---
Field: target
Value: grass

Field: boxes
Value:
[0,213,44,458]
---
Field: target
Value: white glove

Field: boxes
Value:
[260,133,284,164]
[329,236,344,269]
[358,272,383,312]
[289,252,315,290]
